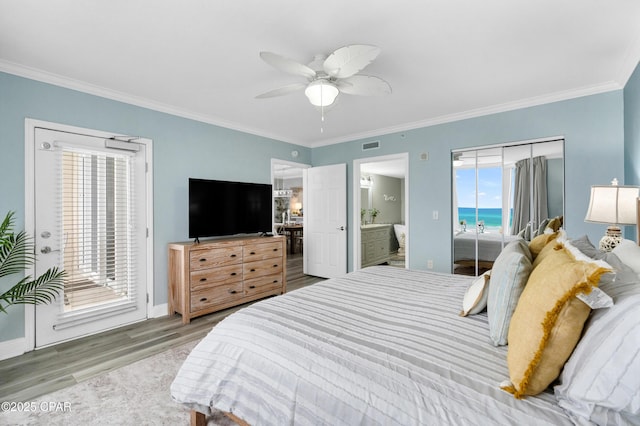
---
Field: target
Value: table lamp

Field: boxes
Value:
[584,178,639,251]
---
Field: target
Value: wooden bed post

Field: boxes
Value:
[190,410,206,426]
[190,409,250,426]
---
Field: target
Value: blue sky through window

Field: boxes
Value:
[456,167,504,209]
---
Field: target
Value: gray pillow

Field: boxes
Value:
[570,235,601,259]
[597,252,639,300]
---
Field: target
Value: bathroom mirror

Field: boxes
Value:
[452,139,564,275]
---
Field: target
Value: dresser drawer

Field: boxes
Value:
[372,229,389,240]
[190,281,243,312]
[243,240,283,262]
[190,246,242,271]
[190,264,242,291]
[243,258,283,279]
[244,273,283,296]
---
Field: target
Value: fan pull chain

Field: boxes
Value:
[320,84,325,133]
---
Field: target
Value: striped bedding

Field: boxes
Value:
[171,266,576,425]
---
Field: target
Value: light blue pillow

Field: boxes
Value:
[487,240,533,346]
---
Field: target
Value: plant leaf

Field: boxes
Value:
[0,231,36,278]
[0,267,65,308]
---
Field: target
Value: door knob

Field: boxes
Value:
[337,226,345,231]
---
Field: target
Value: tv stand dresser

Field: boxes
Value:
[168,235,286,324]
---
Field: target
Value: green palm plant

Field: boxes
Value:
[0,211,65,314]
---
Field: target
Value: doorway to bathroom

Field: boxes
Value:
[353,153,409,271]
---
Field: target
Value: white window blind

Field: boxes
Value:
[55,146,139,326]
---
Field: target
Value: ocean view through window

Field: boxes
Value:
[458,207,513,232]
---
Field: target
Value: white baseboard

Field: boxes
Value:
[150,303,168,319]
[0,337,27,361]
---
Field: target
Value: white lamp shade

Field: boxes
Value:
[305,80,339,107]
[585,185,640,225]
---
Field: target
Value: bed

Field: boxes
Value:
[171,203,640,425]
[453,232,519,267]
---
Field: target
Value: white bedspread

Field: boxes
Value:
[454,232,519,262]
[171,267,576,425]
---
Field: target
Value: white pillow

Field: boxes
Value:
[612,239,640,276]
[555,258,640,424]
[460,272,490,316]
[555,295,640,423]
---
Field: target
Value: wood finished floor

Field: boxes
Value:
[0,253,325,402]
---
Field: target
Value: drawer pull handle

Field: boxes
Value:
[229,290,237,294]
[230,254,237,258]
[273,248,278,251]
[250,251,256,255]
[273,264,278,268]
[200,297,207,302]
[273,280,278,283]
[250,268,256,272]
[249,285,256,289]
[199,258,207,262]
[230,272,237,276]
[199,278,207,282]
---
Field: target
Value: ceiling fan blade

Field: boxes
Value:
[323,45,381,79]
[336,75,392,96]
[255,83,307,99]
[260,52,316,79]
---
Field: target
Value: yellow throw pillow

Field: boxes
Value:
[502,241,611,398]
[528,230,559,259]
[546,216,563,232]
[531,237,562,269]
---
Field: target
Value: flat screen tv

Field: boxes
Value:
[189,178,273,240]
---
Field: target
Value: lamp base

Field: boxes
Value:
[599,226,622,252]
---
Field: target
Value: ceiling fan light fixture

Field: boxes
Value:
[305,80,339,107]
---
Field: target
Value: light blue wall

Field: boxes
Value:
[0,72,310,342]
[312,91,625,272]
[624,61,640,239]
[624,61,640,187]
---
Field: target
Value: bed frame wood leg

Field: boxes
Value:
[190,410,206,426]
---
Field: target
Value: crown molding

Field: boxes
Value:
[307,81,622,148]
[615,33,640,87]
[0,59,622,150]
[0,60,298,144]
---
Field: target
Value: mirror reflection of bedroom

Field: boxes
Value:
[360,158,407,269]
[452,139,564,276]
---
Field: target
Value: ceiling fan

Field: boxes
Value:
[256,45,392,108]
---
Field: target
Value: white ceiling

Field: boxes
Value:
[1,1,639,148]
[361,160,406,179]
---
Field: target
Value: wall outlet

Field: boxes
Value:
[432,210,439,220]
[427,259,434,269]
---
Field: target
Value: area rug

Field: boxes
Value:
[0,340,234,426]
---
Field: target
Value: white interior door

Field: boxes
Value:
[34,128,148,348]
[303,164,347,278]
